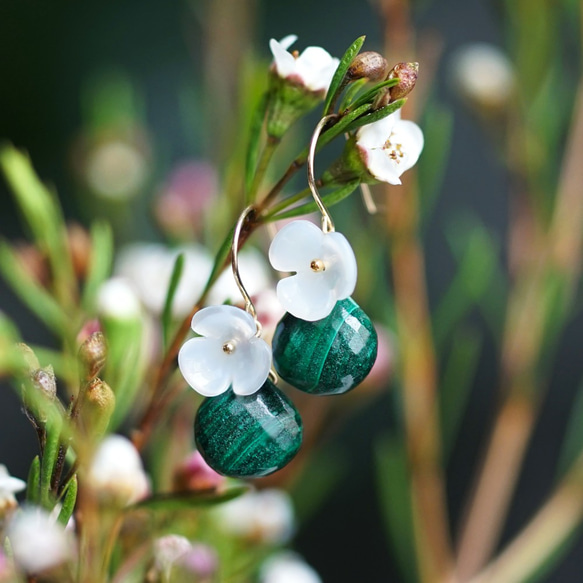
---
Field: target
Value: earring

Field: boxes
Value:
[178,206,302,478]
[269,116,378,396]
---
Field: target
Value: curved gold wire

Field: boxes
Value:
[231,206,278,383]
[231,205,261,336]
[307,114,338,234]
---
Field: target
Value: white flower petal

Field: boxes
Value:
[359,146,402,185]
[356,114,397,150]
[392,119,424,171]
[356,113,424,185]
[269,220,324,273]
[269,37,338,93]
[296,47,338,92]
[270,38,297,78]
[230,338,272,396]
[321,232,357,299]
[278,35,297,50]
[191,305,256,342]
[178,337,232,397]
[277,273,337,321]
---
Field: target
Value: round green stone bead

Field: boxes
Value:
[272,298,378,395]
[194,379,302,478]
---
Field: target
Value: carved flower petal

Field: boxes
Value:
[178,337,232,397]
[230,338,272,396]
[269,220,324,273]
[276,272,337,322]
[320,231,357,299]
[191,305,256,342]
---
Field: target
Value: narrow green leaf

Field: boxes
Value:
[26,456,41,505]
[318,103,372,147]
[349,78,400,111]
[267,181,360,221]
[162,252,185,350]
[57,475,77,525]
[133,486,249,511]
[556,380,583,479]
[343,98,406,132]
[0,145,75,304]
[440,328,482,460]
[82,221,113,312]
[338,78,368,112]
[375,435,418,583]
[418,103,454,221]
[0,242,69,337]
[435,219,501,348]
[245,93,269,196]
[521,527,580,583]
[40,415,62,507]
[324,36,366,115]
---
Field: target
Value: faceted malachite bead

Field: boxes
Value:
[194,379,302,478]
[272,298,378,396]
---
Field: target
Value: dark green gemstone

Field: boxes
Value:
[272,298,378,396]
[194,379,302,478]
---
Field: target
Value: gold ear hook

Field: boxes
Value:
[232,205,278,384]
[231,206,262,336]
[307,115,338,234]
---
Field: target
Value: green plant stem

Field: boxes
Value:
[246,136,279,204]
[468,454,583,583]
[385,180,454,583]
[261,186,312,219]
[456,80,583,581]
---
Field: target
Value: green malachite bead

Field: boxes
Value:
[194,380,302,478]
[272,298,378,396]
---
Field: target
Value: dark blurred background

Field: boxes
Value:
[1,0,581,581]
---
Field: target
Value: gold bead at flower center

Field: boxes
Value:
[310,259,326,272]
[222,341,236,354]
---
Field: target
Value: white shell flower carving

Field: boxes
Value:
[356,111,424,185]
[269,35,339,94]
[178,305,271,397]
[269,220,357,322]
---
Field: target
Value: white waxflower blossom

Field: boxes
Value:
[356,110,424,185]
[260,553,322,583]
[269,220,357,321]
[0,465,26,512]
[270,35,339,94]
[153,535,192,577]
[207,248,272,307]
[115,243,213,317]
[88,435,149,506]
[86,140,148,200]
[7,507,72,574]
[451,43,514,109]
[214,489,294,544]
[97,277,142,320]
[178,305,271,397]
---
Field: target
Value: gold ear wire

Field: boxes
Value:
[307,115,337,234]
[231,206,262,336]
[232,205,278,384]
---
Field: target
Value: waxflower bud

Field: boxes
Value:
[81,378,116,438]
[347,51,389,82]
[388,62,419,101]
[31,366,57,401]
[16,343,40,372]
[78,332,107,380]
